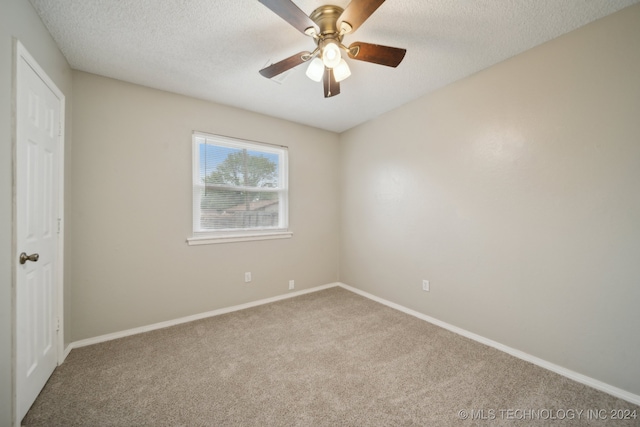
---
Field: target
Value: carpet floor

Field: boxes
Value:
[23,287,639,426]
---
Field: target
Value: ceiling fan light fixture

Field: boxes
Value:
[321,40,341,69]
[305,57,324,82]
[333,59,351,82]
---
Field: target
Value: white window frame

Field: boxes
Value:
[187,132,292,245]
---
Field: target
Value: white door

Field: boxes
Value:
[16,42,64,422]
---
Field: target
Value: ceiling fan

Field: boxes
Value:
[258,0,407,98]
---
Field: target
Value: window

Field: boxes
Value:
[188,132,291,245]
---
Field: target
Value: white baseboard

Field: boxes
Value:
[62,343,73,361]
[337,282,640,406]
[68,282,339,351]
[64,280,638,406]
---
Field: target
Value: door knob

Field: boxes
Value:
[19,252,39,265]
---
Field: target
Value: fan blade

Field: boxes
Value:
[323,67,340,98]
[259,51,311,79]
[338,0,386,33]
[258,0,318,35]
[347,42,406,67]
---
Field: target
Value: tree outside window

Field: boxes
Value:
[193,133,288,233]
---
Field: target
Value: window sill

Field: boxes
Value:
[187,231,293,246]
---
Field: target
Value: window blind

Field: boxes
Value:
[192,133,288,234]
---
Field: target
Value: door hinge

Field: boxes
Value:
[57,218,62,234]
[56,317,60,332]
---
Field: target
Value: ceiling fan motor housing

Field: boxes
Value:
[309,5,345,40]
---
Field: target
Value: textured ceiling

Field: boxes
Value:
[29,0,639,133]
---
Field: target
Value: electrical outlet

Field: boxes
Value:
[422,280,430,292]
[245,272,252,283]
[289,280,295,290]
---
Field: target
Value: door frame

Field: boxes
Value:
[13,39,66,424]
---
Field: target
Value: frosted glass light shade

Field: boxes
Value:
[333,59,351,82]
[321,41,341,69]
[305,58,324,82]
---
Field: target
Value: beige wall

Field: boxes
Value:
[70,71,340,341]
[339,4,640,395]
[0,0,73,425]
